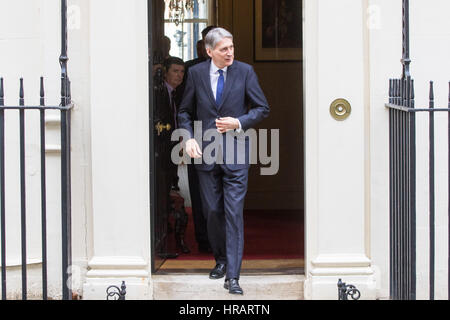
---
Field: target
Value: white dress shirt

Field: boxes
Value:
[209,61,242,132]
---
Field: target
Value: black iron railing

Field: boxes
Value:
[0,0,72,300]
[387,80,450,300]
[386,0,450,300]
[386,77,416,300]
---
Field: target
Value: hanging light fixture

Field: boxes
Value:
[165,0,205,26]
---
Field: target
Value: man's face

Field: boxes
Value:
[165,64,185,89]
[207,37,234,69]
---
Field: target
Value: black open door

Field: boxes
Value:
[149,0,174,272]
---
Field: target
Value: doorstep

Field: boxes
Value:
[152,274,305,300]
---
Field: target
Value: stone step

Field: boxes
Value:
[152,274,305,300]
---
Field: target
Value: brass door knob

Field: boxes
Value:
[330,98,351,121]
[155,121,172,136]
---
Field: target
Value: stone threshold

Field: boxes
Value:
[152,274,305,300]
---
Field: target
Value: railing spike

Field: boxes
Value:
[389,79,393,103]
[394,79,398,104]
[406,78,412,108]
[429,81,434,101]
[401,79,406,106]
[393,79,396,98]
[40,77,45,106]
[404,78,408,107]
[396,79,400,104]
[0,78,4,106]
[19,78,24,106]
[428,81,434,112]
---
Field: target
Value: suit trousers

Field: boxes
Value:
[197,164,249,280]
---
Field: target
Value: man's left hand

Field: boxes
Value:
[215,117,240,134]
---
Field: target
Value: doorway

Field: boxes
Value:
[148,0,304,275]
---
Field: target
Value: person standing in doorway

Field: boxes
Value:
[163,57,185,117]
[162,57,189,253]
[155,56,185,207]
[179,26,217,254]
[177,27,270,295]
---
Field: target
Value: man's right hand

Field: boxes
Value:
[185,138,202,159]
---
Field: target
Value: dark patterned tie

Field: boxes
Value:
[216,69,224,105]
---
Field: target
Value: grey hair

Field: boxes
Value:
[204,27,233,50]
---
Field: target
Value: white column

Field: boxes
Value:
[82,0,151,300]
[303,0,376,300]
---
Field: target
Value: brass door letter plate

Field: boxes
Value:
[330,98,351,121]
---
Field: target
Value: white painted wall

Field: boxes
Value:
[410,0,450,300]
[1,0,449,300]
[367,0,402,300]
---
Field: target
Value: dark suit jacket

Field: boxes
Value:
[154,83,179,180]
[177,59,270,171]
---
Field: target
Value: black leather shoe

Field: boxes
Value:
[224,278,243,295]
[209,264,226,279]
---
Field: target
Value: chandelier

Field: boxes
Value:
[165,0,205,26]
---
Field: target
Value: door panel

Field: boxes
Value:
[149,0,178,272]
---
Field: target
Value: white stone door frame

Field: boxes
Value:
[82,0,152,300]
[81,0,381,300]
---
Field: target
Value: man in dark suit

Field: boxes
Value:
[177,27,270,295]
[179,26,217,254]
[160,57,189,253]
[154,57,185,203]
